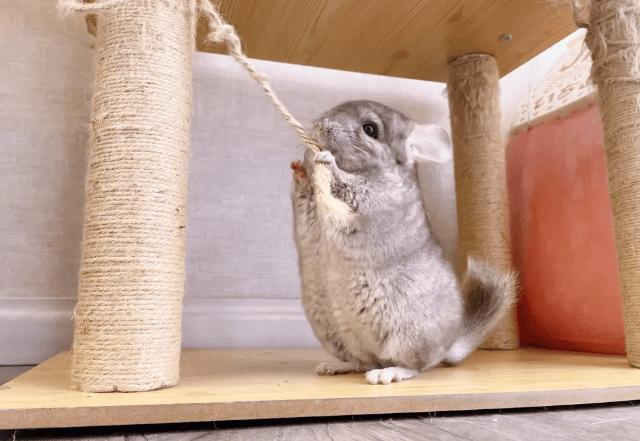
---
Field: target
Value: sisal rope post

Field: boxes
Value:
[60,0,196,392]
[61,0,347,392]
[447,54,519,350]
[584,0,640,367]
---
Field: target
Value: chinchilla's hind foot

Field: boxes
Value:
[365,367,419,384]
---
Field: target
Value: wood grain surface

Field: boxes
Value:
[196,0,578,82]
[3,348,640,430]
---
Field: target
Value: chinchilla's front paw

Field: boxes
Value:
[290,161,308,185]
[304,147,336,169]
[304,147,339,178]
[315,150,336,166]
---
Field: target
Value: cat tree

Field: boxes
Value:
[4,0,640,430]
[63,0,522,394]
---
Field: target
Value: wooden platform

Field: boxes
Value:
[195,0,578,82]
[3,348,640,430]
[86,1,577,83]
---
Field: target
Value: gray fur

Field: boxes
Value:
[291,100,516,384]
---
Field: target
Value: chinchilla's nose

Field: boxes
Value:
[314,118,337,138]
[314,119,325,134]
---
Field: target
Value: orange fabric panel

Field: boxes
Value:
[507,105,625,355]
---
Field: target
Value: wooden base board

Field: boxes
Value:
[2,348,640,429]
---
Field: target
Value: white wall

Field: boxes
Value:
[500,31,577,130]
[1,0,454,364]
[2,0,575,366]
[0,0,93,365]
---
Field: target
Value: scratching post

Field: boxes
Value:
[64,0,196,392]
[447,54,518,350]
[585,0,640,367]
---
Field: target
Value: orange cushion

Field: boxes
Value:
[507,105,625,355]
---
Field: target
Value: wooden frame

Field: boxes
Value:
[10,0,640,432]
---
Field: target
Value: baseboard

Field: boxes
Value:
[0,298,75,365]
[182,298,319,350]
[0,297,319,365]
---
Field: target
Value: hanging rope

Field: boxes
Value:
[61,0,352,221]
[197,0,352,220]
[197,0,320,151]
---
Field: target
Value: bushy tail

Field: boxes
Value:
[443,256,517,365]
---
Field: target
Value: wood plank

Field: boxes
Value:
[3,348,640,430]
[11,404,640,440]
[195,0,577,82]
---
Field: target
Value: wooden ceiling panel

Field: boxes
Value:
[196,0,578,83]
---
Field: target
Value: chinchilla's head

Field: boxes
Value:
[313,100,451,173]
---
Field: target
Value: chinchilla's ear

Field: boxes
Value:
[406,124,452,164]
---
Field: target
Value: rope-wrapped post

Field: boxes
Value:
[62,0,196,392]
[447,54,518,350]
[585,0,640,367]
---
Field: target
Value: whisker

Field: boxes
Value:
[313,130,374,157]
[352,144,372,156]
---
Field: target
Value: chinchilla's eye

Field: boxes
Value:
[362,123,378,139]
